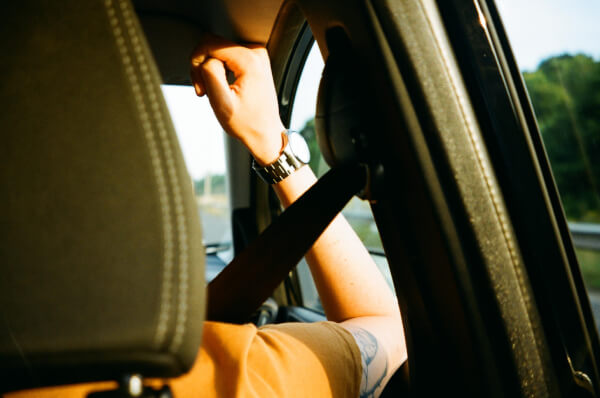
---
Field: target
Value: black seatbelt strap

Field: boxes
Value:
[207,163,367,323]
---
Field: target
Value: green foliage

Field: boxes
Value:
[577,249,600,291]
[298,118,328,176]
[523,53,600,222]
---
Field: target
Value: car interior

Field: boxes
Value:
[2,0,600,397]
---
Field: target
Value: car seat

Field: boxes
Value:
[0,0,206,394]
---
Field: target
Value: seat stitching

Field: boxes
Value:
[420,5,520,272]
[104,0,174,349]
[119,0,189,353]
[418,1,547,393]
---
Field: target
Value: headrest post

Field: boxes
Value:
[86,375,173,398]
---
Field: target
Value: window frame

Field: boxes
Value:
[436,0,600,392]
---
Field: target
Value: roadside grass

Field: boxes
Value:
[578,248,600,291]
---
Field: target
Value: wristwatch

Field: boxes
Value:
[252,130,311,184]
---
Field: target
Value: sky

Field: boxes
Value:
[496,0,600,71]
[290,44,324,132]
[162,85,226,180]
[163,0,600,179]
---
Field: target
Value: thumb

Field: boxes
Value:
[201,58,235,121]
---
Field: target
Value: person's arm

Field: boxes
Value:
[274,167,405,396]
[191,35,406,397]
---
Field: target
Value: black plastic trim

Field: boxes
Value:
[435,0,600,395]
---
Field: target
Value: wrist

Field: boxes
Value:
[273,166,317,208]
[248,131,286,166]
[252,130,311,185]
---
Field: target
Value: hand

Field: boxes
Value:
[190,35,285,166]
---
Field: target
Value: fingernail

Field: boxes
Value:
[191,55,203,67]
[194,83,202,96]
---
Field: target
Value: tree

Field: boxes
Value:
[194,174,227,196]
[524,54,600,222]
[298,118,324,175]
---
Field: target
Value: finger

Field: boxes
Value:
[190,66,205,96]
[191,35,255,76]
[191,34,237,65]
[201,58,234,119]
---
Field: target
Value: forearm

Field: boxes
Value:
[189,35,398,322]
[273,166,399,322]
[191,37,406,392]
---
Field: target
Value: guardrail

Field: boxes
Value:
[343,210,600,252]
[569,222,600,251]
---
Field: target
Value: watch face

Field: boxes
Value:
[288,132,311,164]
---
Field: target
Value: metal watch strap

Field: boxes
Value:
[252,147,305,184]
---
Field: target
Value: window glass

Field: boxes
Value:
[495,0,600,327]
[161,85,232,250]
[290,43,394,312]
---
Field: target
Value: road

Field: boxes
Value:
[198,208,230,245]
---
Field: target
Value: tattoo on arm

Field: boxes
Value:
[349,327,388,398]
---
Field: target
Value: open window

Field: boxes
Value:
[494,0,600,332]
[276,31,394,314]
[161,85,233,280]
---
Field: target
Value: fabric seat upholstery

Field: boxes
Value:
[0,0,205,392]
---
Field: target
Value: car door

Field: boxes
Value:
[266,0,600,396]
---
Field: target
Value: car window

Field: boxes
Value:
[495,0,600,328]
[161,85,232,253]
[289,43,394,312]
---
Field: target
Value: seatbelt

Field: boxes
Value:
[207,163,367,323]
